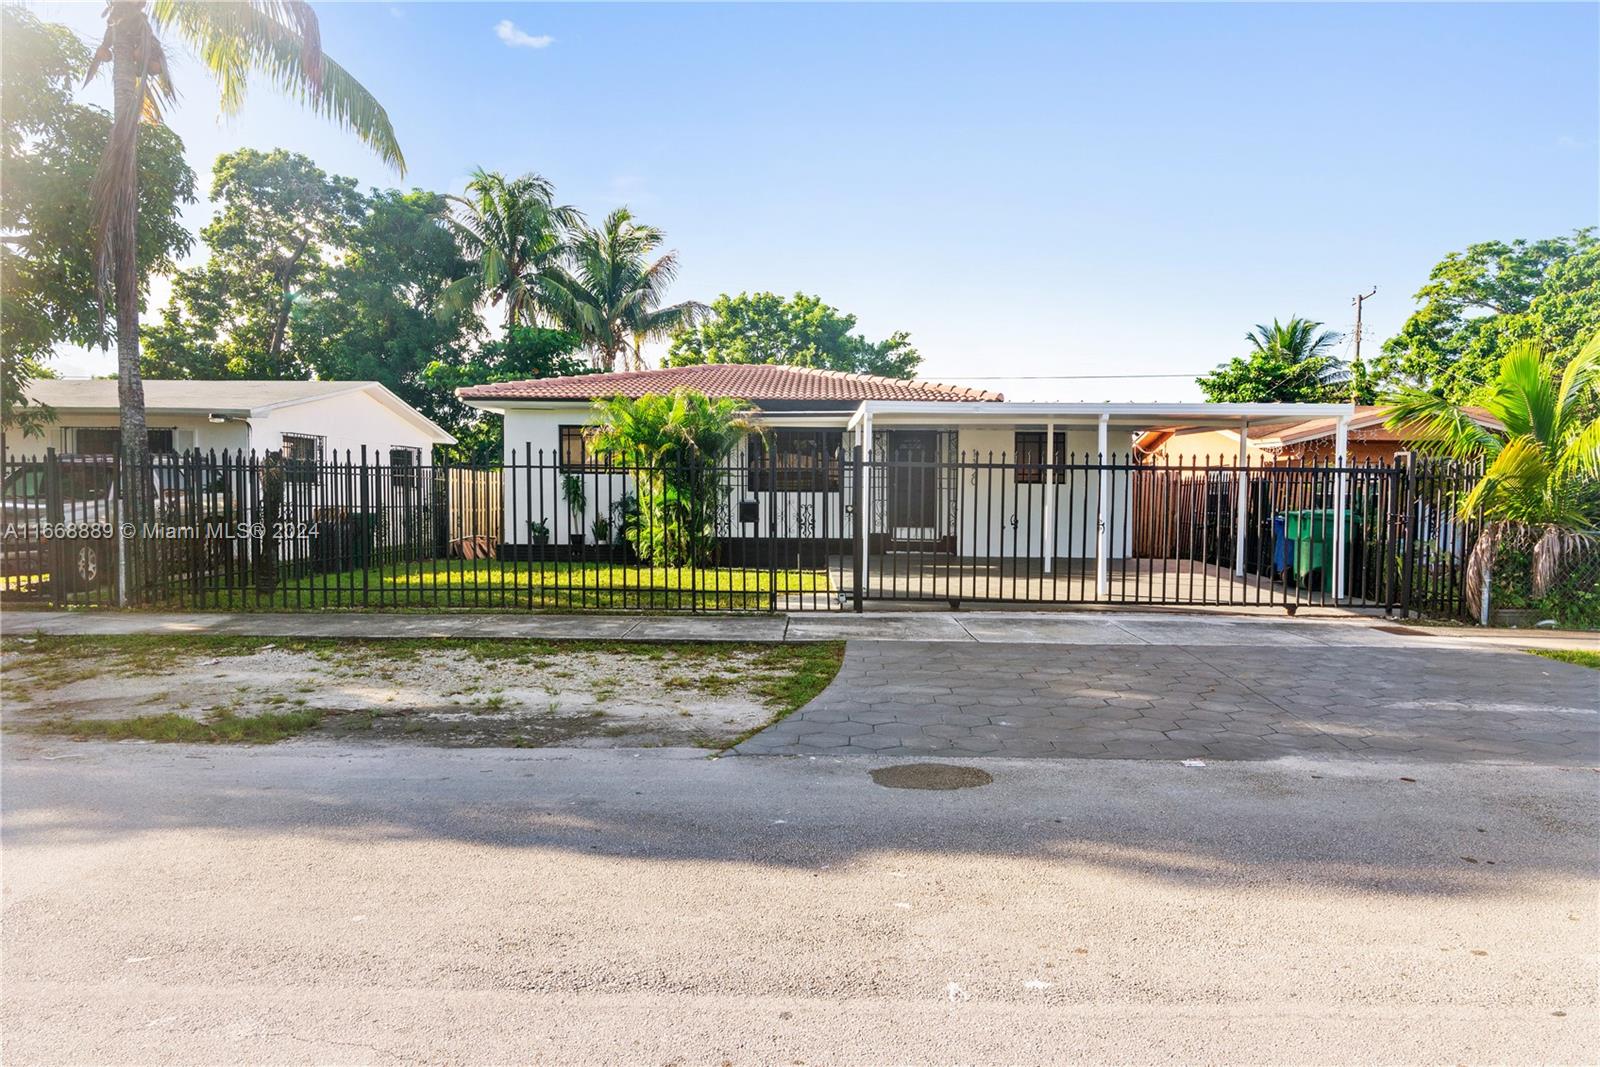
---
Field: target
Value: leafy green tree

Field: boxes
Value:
[587,390,760,565]
[423,326,588,462]
[0,6,194,432]
[544,208,705,372]
[292,188,482,422]
[665,292,921,378]
[86,0,402,462]
[1386,335,1600,619]
[443,169,580,329]
[143,149,364,379]
[1507,243,1600,392]
[1196,317,1346,403]
[1377,231,1595,400]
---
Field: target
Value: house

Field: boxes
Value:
[458,364,1360,597]
[4,379,455,468]
[1134,404,1502,465]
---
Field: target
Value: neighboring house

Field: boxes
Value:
[1134,405,1502,465]
[4,380,455,466]
[458,364,1353,570]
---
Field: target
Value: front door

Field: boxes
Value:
[888,431,938,547]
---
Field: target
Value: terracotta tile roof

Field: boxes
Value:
[457,363,1003,403]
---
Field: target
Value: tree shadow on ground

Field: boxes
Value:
[3,739,1595,899]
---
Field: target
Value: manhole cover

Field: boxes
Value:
[870,764,993,790]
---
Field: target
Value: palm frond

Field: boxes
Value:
[1384,388,1500,463]
[1556,331,1600,428]
[1492,341,1556,443]
[151,0,404,173]
[1460,435,1547,522]
[1558,417,1600,481]
[1532,526,1597,598]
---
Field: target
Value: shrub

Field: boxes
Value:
[586,390,761,566]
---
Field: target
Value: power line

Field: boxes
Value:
[931,372,1206,381]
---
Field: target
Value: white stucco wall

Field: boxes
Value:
[247,392,443,461]
[490,406,1132,560]
[949,426,1131,561]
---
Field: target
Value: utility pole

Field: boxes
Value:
[1350,286,1377,403]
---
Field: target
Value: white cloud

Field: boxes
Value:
[495,20,553,49]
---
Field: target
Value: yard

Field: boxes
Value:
[0,634,843,750]
[12,560,836,612]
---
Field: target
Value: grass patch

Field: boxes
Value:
[1528,648,1600,670]
[166,561,829,611]
[704,642,846,752]
[23,708,325,744]
[5,633,849,751]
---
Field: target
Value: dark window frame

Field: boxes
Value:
[388,446,421,489]
[559,425,621,472]
[281,433,325,483]
[68,426,177,456]
[1014,431,1068,484]
[748,429,845,492]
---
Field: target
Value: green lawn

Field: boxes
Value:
[163,560,832,610]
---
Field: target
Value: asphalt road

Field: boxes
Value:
[3,739,1596,1064]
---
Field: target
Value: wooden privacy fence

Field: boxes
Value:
[445,467,502,559]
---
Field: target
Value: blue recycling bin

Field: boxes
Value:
[1271,514,1289,575]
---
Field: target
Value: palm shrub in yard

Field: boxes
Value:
[1386,334,1600,624]
[587,390,761,566]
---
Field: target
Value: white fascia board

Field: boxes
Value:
[851,400,1355,426]
[456,397,589,416]
[250,382,456,445]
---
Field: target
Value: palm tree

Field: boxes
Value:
[443,169,581,330]
[587,389,761,564]
[1244,316,1347,393]
[1386,335,1600,618]
[544,208,705,372]
[88,0,403,465]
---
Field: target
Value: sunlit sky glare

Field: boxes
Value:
[29,1,1600,400]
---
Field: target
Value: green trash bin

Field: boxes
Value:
[1281,509,1352,593]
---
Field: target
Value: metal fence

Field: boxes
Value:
[0,446,1483,617]
[851,450,1479,615]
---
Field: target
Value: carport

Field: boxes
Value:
[841,401,1359,606]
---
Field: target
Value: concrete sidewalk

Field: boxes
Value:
[2,607,1595,650]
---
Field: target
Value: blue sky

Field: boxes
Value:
[34,2,1600,400]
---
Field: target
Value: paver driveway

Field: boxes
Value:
[736,641,1599,764]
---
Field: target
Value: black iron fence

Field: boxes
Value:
[0,446,1481,617]
[852,449,1480,616]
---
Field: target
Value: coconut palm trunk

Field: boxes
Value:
[88,0,405,467]
[108,1,150,466]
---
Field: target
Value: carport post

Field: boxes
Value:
[1096,414,1110,596]
[1042,420,1056,575]
[1234,419,1250,576]
[1332,414,1350,601]
[856,410,873,602]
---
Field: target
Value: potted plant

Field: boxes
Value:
[560,474,587,548]
[591,515,612,545]
[527,518,550,549]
